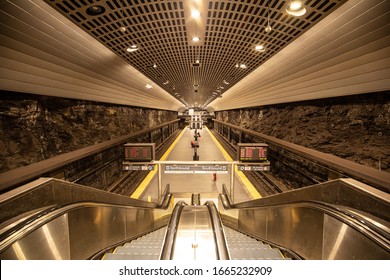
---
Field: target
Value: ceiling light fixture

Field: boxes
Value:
[191,9,201,18]
[126,45,139,52]
[265,0,272,33]
[86,5,105,16]
[145,83,153,89]
[240,64,247,69]
[119,0,127,32]
[255,45,265,52]
[192,36,200,42]
[286,1,307,16]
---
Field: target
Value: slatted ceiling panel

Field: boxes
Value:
[2,0,387,110]
[211,0,390,110]
[38,0,348,108]
[0,0,181,110]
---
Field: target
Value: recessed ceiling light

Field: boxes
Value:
[191,9,201,18]
[86,5,105,16]
[240,64,247,69]
[145,83,153,89]
[192,36,200,42]
[286,1,307,16]
[119,26,127,33]
[127,45,139,52]
[255,45,265,52]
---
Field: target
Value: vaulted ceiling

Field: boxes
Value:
[42,0,348,108]
[1,0,389,111]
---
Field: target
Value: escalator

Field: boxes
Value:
[0,178,389,260]
[103,227,167,260]
[101,201,290,260]
[223,227,287,260]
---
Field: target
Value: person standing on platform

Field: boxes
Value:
[212,172,217,182]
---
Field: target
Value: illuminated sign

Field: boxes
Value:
[237,143,268,163]
[124,143,155,162]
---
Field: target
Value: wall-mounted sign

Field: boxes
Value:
[124,143,155,162]
[237,143,268,162]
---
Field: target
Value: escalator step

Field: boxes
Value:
[104,253,160,260]
[224,227,287,260]
[115,247,161,254]
[228,243,270,250]
[230,248,284,260]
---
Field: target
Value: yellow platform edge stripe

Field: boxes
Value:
[205,126,262,199]
[130,127,187,199]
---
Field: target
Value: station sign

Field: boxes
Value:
[164,165,228,174]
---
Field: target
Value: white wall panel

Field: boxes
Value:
[210,0,390,110]
[0,0,182,110]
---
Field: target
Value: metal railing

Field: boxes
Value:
[0,119,180,192]
[218,178,390,259]
[213,119,390,192]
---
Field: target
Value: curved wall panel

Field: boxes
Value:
[210,0,390,110]
[0,0,182,111]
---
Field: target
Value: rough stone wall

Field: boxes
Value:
[0,91,177,173]
[215,92,390,173]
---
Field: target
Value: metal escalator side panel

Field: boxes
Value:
[170,205,217,260]
[231,204,390,259]
[205,201,230,260]
[160,201,186,260]
[0,202,174,260]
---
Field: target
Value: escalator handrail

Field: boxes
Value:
[0,197,174,253]
[160,201,186,260]
[220,193,390,252]
[205,201,230,260]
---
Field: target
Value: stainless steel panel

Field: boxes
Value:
[239,205,325,259]
[173,206,217,260]
[0,214,69,260]
[125,208,156,240]
[323,215,390,260]
[68,206,127,259]
[232,203,389,259]
[269,206,324,260]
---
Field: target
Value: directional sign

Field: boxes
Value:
[164,165,228,174]
[237,164,271,171]
[123,163,155,171]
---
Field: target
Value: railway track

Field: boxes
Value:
[108,129,183,195]
[209,129,287,196]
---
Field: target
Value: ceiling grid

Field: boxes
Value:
[41,0,347,108]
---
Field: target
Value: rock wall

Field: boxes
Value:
[0,91,177,173]
[215,92,390,173]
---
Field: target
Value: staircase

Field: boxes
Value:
[103,227,166,260]
[224,227,288,260]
